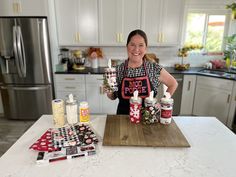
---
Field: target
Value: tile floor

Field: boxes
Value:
[0,116,35,157]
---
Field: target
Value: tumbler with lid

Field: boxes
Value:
[160,92,173,124]
[65,94,78,124]
[143,91,160,124]
[129,90,142,123]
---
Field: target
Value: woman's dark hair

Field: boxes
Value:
[126,29,148,46]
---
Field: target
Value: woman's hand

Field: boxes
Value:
[103,85,117,100]
[159,68,178,96]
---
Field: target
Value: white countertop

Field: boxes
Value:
[0,115,236,177]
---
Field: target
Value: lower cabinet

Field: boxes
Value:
[54,74,86,102]
[85,74,118,114]
[54,74,118,114]
[193,76,234,125]
[180,75,196,115]
[227,82,236,129]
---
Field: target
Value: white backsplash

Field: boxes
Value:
[63,46,224,68]
[96,46,224,67]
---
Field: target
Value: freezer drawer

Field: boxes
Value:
[0,85,52,120]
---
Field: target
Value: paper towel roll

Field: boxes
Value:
[52,99,65,127]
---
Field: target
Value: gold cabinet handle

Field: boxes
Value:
[161,33,164,42]
[65,86,76,89]
[100,85,104,94]
[119,33,123,43]
[65,78,75,80]
[116,33,119,42]
[227,94,231,103]
[17,3,21,13]
[187,81,191,91]
[76,32,80,42]
[13,3,18,13]
[158,32,161,42]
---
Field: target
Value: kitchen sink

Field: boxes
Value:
[198,69,236,80]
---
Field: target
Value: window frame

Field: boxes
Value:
[182,8,231,54]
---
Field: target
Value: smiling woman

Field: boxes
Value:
[104,29,178,115]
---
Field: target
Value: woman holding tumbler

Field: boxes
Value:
[106,29,178,115]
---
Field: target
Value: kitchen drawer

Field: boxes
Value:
[85,74,103,84]
[197,76,234,91]
[55,74,85,83]
[56,83,85,92]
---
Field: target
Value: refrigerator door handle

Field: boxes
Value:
[0,85,51,91]
[38,19,51,83]
[13,25,23,78]
[16,26,26,78]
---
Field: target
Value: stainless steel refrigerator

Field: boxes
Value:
[0,17,54,120]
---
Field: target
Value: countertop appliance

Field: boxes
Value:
[0,17,54,120]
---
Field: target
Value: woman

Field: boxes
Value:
[106,29,178,114]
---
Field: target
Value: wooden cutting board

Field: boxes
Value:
[103,115,190,147]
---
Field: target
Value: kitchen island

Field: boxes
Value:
[0,115,235,177]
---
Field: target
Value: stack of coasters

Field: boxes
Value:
[30,123,99,164]
[29,129,58,152]
[51,125,80,148]
[75,124,99,146]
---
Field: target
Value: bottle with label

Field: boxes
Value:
[66,94,78,125]
[79,101,90,123]
[160,92,173,125]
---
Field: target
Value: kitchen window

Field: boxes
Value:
[184,11,229,53]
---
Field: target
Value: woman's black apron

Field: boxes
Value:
[116,60,155,114]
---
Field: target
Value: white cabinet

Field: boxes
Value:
[85,74,118,114]
[55,0,98,46]
[54,74,86,102]
[180,75,196,115]
[55,74,118,114]
[99,0,141,45]
[141,0,184,46]
[193,76,234,125]
[0,0,48,16]
[227,82,236,129]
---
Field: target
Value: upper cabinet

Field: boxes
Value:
[0,0,48,16]
[55,0,98,46]
[54,0,184,46]
[141,0,184,46]
[99,0,141,46]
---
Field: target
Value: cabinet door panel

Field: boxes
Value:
[0,0,47,16]
[19,0,47,16]
[193,86,230,124]
[180,75,196,115]
[77,0,98,45]
[161,0,184,44]
[55,0,77,45]
[99,0,119,45]
[141,0,162,45]
[121,0,141,44]
[101,95,118,114]
[0,0,12,16]
[86,83,102,113]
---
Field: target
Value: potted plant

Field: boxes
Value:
[175,44,203,71]
[224,34,236,68]
[226,2,236,20]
